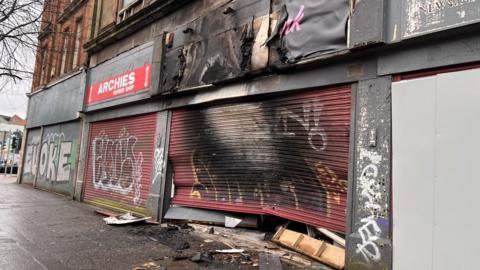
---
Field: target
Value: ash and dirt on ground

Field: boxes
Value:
[126,222,326,270]
[128,223,272,270]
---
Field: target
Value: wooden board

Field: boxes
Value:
[272,227,345,269]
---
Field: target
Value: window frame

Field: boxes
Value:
[72,18,83,69]
[60,28,70,75]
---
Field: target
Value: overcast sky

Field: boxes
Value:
[0,79,30,119]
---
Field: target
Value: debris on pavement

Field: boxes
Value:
[189,252,214,263]
[259,252,283,270]
[272,226,345,269]
[225,216,243,228]
[103,212,150,225]
[164,206,259,228]
[189,223,316,267]
[213,248,245,254]
[132,261,161,270]
[117,216,339,269]
[173,254,191,261]
[95,209,121,217]
[174,241,191,251]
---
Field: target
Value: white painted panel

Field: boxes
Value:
[392,77,436,270]
[433,69,480,270]
[393,68,480,270]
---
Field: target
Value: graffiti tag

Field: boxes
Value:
[152,147,165,184]
[92,128,143,206]
[315,162,348,217]
[275,101,328,152]
[356,149,384,263]
[281,5,305,36]
[25,133,73,182]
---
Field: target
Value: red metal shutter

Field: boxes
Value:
[169,86,351,233]
[83,113,156,215]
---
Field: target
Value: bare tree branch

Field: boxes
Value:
[0,0,44,86]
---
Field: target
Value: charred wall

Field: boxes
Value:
[88,0,351,94]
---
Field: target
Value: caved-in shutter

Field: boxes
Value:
[169,86,351,233]
[83,113,156,215]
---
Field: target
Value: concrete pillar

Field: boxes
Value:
[346,77,392,270]
[146,110,171,222]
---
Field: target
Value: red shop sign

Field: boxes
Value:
[86,64,151,105]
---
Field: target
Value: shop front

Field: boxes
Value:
[20,71,84,197]
[169,86,352,233]
[80,39,167,216]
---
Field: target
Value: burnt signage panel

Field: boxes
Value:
[403,0,480,38]
[169,86,352,233]
[268,0,349,63]
[160,0,270,93]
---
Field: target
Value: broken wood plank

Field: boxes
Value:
[315,227,346,247]
[95,209,120,217]
[272,227,345,269]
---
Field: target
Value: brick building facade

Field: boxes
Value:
[32,0,94,90]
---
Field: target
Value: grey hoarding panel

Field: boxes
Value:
[392,77,436,270]
[35,121,80,196]
[393,68,480,270]
[21,128,42,185]
[402,0,480,39]
[27,72,83,128]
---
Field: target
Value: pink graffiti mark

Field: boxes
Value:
[281,5,305,36]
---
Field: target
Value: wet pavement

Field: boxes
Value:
[0,175,207,270]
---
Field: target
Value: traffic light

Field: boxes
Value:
[11,137,17,152]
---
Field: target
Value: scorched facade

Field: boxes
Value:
[20,0,480,269]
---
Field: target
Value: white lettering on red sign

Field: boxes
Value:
[86,64,151,105]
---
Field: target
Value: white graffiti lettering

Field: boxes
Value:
[57,142,72,181]
[356,149,384,263]
[24,144,39,176]
[275,101,328,152]
[356,217,382,263]
[26,133,73,182]
[92,128,143,206]
[152,147,164,184]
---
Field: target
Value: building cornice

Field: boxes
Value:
[58,0,88,23]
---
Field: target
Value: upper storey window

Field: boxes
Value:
[118,0,144,22]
